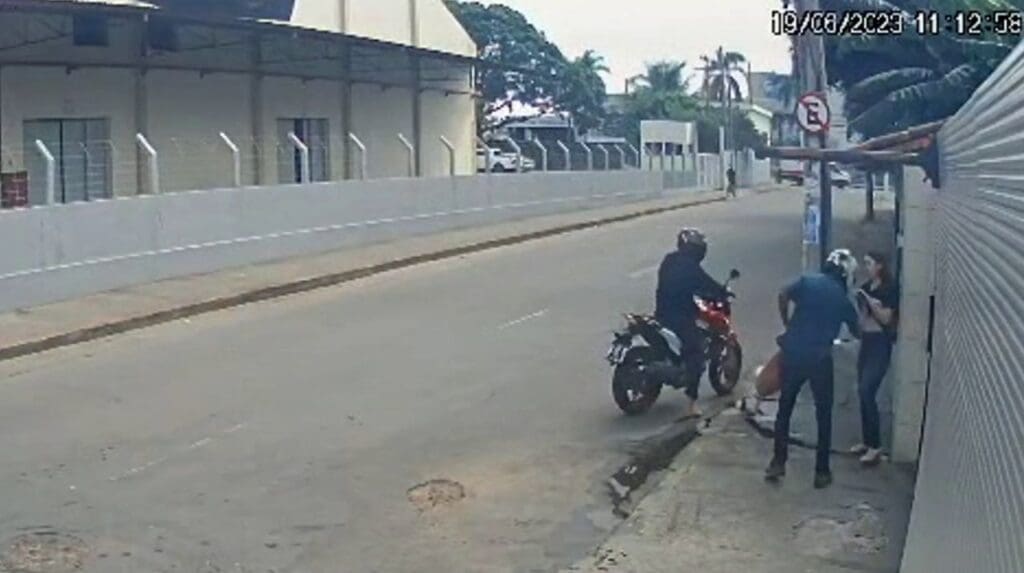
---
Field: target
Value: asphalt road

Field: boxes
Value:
[0,190,804,573]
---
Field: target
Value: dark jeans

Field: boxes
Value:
[663,319,704,400]
[858,333,893,449]
[773,351,834,473]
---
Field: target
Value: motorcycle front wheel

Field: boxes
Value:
[612,348,662,415]
[707,340,743,396]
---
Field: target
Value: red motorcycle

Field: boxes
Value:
[606,270,744,415]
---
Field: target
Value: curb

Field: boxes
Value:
[0,193,728,362]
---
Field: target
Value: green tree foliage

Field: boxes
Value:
[605,60,765,151]
[444,1,607,132]
[820,0,1021,137]
[701,48,748,102]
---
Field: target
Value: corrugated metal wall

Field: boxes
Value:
[901,42,1024,573]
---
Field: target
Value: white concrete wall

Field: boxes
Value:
[0,66,139,196]
[147,71,254,192]
[262,77,346,183]
[415,0,477,54]
[891,167,936,463]
[350,83,415,179]
[348,0,413,46]
[420,90,475,176]
[0,171,675,312]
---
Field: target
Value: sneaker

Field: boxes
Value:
[765,459,786,483]
[849,444,869,455]
[860,448,883,466]
[813,471,833,489]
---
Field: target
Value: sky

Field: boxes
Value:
[482,0,791,94]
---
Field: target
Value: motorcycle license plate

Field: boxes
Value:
[607,344,630,365]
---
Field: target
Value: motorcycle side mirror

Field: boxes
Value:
[729,269,741,280]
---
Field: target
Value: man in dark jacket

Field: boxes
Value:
[655,228,731,418]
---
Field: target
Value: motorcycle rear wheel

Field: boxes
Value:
[612,348,662,415]
[708,340,743,396]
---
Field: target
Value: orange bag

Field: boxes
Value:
[755,351,782,398]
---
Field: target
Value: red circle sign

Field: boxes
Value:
[796,92,831,135]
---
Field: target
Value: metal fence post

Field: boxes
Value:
[556,140,571,171]
[287,132,311,184]
[135,133,160,195]
[219,132,242,187]
[34,139,56,205]
[348,133,367,180]
[626,142,640,169]
[397,133,415,178]
[506,138,523,173]
[532,140,548,172]
[439,136,456,177]
[597,144,610,170]
[614,145,627,170]
[476,136,493,173]
[580,141,594,171]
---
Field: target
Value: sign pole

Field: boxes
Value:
[795,91,831,271]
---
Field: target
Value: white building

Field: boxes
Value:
[0,0,478,207]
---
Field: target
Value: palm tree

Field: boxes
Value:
[640,61,690,93]
[629,61,696,119]
[701,47,748,104]
[819,0,1020,137]
[560,50,609,132]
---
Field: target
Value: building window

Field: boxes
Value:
[73,14,109,47]
[276,118,330,184]
[23,119,113,206]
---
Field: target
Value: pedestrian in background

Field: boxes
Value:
[726,167,737,198]
[851,251,899,466]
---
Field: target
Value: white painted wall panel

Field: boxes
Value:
[0,67,138,196]
[147,71,254,192]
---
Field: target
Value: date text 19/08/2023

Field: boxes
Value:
[772,10,1023,38]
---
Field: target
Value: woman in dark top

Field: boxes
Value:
[852,251,899,466]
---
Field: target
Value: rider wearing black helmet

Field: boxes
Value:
[654,228,732,417]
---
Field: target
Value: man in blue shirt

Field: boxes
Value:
[766,249,860,489]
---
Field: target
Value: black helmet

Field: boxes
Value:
[677,228,708,262]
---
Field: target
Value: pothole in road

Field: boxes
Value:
[407,479,466,512]
[1,529,89,573]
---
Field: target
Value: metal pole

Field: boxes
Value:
[659,142,666,171]
[78,142,92,201]
[531,139,548,172]
[34,139,56,205]
[219,132,242,187]
[506,138,523,173]
[597,145,610,171]
[793,0,830,268]
[397,133,415,178]
[718,126,726,189]
[476,136,493,173]
[614,144,627,170]
[348,133,368,180]
[866,171,875,221]
[556,140,571,171]
[626,142,640,169]
[135,133,160,194]
[439,136,456,177]
[287,132,311,184]
[580,141,594,171]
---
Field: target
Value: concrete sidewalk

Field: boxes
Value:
[565,195,915,573]
[0,188,745,361]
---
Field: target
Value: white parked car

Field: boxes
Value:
[476,146,535,173]
[830,164,853,189]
